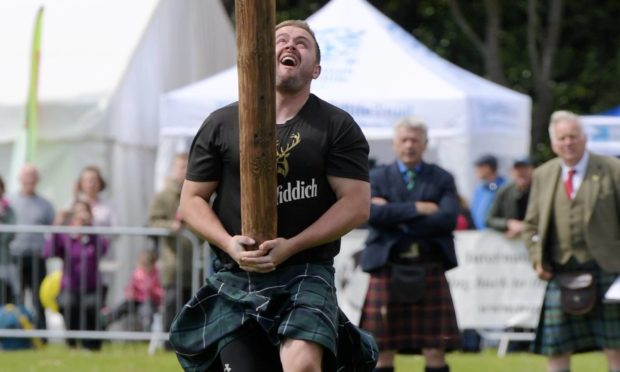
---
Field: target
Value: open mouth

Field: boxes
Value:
[280,55,297,67]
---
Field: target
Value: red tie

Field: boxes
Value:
[564,169,576,200]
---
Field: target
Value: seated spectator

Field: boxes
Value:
[101,248,163,331]
[44,200,108,350]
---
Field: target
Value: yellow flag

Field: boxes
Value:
[26,6,44,161]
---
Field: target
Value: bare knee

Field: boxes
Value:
[422,348,446,368]
[605,348,620,371]
[547,353,571,372]
[377,350,396,367]
[280,338,323,372]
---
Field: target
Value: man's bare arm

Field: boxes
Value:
[180,180,269,271]
[291,176,370,249]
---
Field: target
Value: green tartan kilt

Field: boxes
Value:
[169,263,377,372]
[532,260,620,355]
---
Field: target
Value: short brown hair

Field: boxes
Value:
[275,20,321,64]
[78,165,107,192]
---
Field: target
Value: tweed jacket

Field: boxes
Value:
[361,161,459,272]
[523,152,620,272]
[486,182,530,232]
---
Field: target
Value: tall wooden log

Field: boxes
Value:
[235,0,277,248]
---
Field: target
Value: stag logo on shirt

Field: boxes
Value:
[276,132,301,177]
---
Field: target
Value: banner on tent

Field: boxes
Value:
[335,230,546,329]
[580,115,620,156]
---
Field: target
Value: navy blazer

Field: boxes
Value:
[361,161,459,272]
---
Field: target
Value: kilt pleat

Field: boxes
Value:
[360,263,460,353]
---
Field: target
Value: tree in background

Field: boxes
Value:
[220,0,620,162]
[441,0,563,162]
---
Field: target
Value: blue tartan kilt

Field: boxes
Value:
[169,263,377,372]
[532,260,620,355]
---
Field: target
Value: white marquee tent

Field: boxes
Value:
[159,0,532,196]
[1,0,236,222]
[0,0,236,299]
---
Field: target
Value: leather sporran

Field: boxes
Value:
[557,272,596,316]
[389,264,426,304]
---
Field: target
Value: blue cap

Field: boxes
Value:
[474,154,498,170]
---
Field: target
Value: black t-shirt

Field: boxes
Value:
[187,94,369,267]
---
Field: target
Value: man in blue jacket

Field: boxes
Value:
[471,154,506,230]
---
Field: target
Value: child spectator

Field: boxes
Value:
[101,248,162,330]
[44,200,108,350]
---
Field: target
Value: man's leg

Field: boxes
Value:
[374,350,396,372]
[422,348,449,371]
[280,338,323,372]
[547,353,570,372]
[219,323,282,372]
[604,348,620,372]
[33,256,47,330]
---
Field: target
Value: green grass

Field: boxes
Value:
[0,342,181,372]
[0,343,609,371]
[396,349,607,371]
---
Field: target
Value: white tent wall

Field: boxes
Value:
[158,0,531,200]
[97,0,237,302]
[0,0,236,306]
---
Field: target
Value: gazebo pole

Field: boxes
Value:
[235,0,277,249]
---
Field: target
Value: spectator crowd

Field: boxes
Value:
[1,108,619,372]
[0,155,192,351]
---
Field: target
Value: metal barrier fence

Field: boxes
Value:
[0,224,207,351]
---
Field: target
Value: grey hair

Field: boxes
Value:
[394,116,428,143]
[548,110,585,140]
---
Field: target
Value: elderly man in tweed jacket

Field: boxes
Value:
[524,110,620,372]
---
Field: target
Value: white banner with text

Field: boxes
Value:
[336,230,546,328]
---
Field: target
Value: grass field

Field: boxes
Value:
[0,343,608,371]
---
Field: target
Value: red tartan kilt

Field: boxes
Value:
[359,263,460,353]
